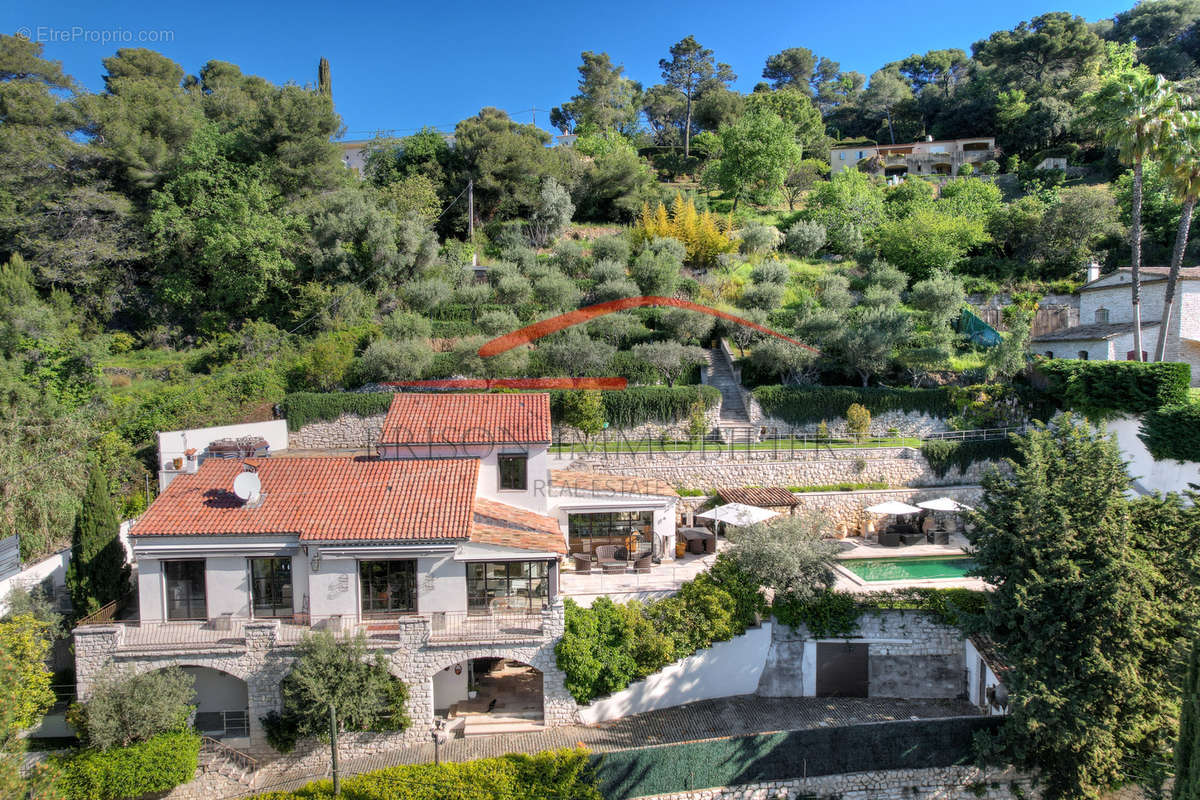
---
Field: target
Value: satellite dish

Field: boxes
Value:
[233,472,262,502]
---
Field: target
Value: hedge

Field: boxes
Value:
[592,717,1003,799]
[920,438,1018,478]
[772,587,987,638]
[549,386,720,429]
[1139,402,1200,463]
[281,391,394,430]
[53,731,200,800]
[751,386,956,426]
[251,748,601,800]
[1038,359,1191,418]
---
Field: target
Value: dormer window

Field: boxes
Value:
[1095,308,1109,324]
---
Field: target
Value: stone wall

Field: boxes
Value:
[568,448,1000,492]
[557,403,724,442]
[73,604,576,758]
[287,413,385,450]
[631,765,1034,800]
[757,611,966,699]
[747,399,954,439]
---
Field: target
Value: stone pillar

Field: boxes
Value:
[392,616,433,740]
[73,625,125,700]
[537,603,579,725]
[243,620,283,750]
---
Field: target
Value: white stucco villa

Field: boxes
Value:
[73,392,679,752]
[1033,266,1200,384]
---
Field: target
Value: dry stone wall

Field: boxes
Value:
[747,400,954,439]
[630,765,1034,800]
[287,412,385,450]
[566,448,1000,492]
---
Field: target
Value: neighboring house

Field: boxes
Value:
[73,392,679,750]
[965,635,1010,716]
[1032,266,1200,384]
[829,136,997,177]
[338,133,456,176]
[1035,156,1068,171]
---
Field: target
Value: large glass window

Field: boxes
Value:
[567,511,654,555]
[359,560,416,614]
[467,561,549,614]
[164,560,207,620]
[250,558,293,618]
[498,454,527,491]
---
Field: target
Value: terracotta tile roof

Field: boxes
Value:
[133,457,479,542]
[471,499,565,554]
[381,393,551,445]
[549,469,678,498]
[716,487,799,508]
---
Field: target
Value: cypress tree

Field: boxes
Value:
[1176,638,1200,800]
[65,467,130,618]
[318,57,331,96]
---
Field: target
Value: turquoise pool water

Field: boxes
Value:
[842,556,975,582]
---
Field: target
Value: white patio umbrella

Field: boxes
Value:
[863,500,923,516]
[696,503,780,526]
[916,497,974,513]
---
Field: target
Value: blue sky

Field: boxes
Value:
[5,0,1131,140]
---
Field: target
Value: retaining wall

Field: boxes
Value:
[578,624,773,724]
[567,448,999,492]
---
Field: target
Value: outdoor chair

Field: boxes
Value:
[593,545,620,563]
[571,553,592,574]
[633,553,652,574]
[878,530,900,547]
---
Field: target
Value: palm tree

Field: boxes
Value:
[1091,73,1179,361]
[1156,110,1200,362]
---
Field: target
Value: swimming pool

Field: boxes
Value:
[841,556,975,582]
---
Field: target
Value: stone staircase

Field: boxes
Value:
[705,347,758,444]
[198,737,258,788]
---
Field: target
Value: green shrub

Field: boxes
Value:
[1139,402,1200,462]
[281,392,394,430]
[845,403,871,439]
[549,386,720,429]
[430,319,481,338]
[772,588,987,638]
[54,731,200,800]
[752,385,955,425]
[250,748,601,800]
[556,557,766,704]
[920,438,1018,478]
[67,667,194,751]
[1038,359,1191,418]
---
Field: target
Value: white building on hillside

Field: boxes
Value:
[1032,266,1200,383]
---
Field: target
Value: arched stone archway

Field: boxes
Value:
[431,657,544,729]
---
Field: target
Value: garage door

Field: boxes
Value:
[816,642,869,697]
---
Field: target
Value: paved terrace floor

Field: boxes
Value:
[237,696,981,797]
[560,541,731,607]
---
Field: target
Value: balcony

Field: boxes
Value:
[75,609,551,653]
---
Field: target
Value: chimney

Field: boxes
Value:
[1086,261,1101,283]
[184,448,199,474]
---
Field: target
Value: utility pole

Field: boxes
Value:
[468,179,477,268]
[329,703,340,796]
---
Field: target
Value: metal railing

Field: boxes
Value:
[427,611,545,643]
[85,609,551,650]
[200,734,258,773]
[75,592,133,626]
[552,426,1022,460]
[196,710,249,739]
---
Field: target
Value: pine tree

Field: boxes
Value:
[1176,638,1200,800]
[65,467,129,618]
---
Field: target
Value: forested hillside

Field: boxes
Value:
[2,1,1199,560]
